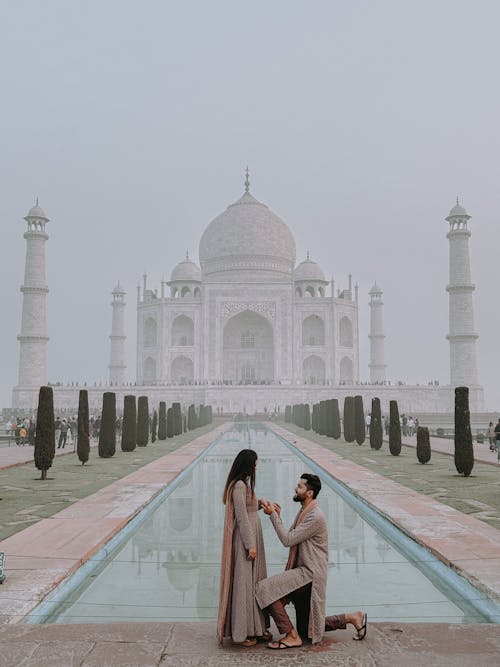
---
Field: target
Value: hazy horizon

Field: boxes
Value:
[1,1,499,411]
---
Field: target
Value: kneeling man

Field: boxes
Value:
[256,473,366,648]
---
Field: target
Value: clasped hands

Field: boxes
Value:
[260,498,281,516]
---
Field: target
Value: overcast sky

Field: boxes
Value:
[1,0,499,410]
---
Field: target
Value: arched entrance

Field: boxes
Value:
[222,310,274,383]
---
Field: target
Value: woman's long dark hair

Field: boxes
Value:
[223,448,257,504]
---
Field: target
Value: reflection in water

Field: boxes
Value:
[51,426,477,624]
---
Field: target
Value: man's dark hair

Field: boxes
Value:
[301,473,321,499]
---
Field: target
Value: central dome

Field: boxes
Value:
[199,190,296,281]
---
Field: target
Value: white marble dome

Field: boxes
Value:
[199,190,296,279]
[170,255,201,282]
[294,257,326,282]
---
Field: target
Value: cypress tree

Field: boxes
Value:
[319,401,327,436]
[187,404,196,430]
[183,414,187,432]
[137,396,149,446]
[98,392,116,458]
[284,405,292,423]
[454,386,474,477]
[354,395,365,445]
[331,399,341,439]
[77,389,90,465]
[389,400,402,456]
[343,396,355,442]
[311,404,317,432]
[416,426,431,464]
[166,407,174,438]
[121,395,137,451]
[34,386,55,480]
[151,410,157,442]
[369,397,383,450]
[207,405,213,424]
[158,401,167,440]
[303,404,311,430]
[172,402,183,435]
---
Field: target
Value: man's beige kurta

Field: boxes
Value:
[255,504,328,644]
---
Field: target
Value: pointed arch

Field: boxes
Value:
[172,315,194,346]
[303,355,325,384]
[339,316,353,347]
[302,315,325,346]
[143,317,157,347]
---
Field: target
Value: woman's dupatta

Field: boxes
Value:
[217,483,235,643]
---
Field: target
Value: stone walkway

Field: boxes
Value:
[0,440,99,471]
[401,433,500,466]
[1,621,500,667]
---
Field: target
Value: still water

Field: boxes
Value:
[49,425,483,623]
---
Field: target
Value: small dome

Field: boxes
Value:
[170,254,201,282]
[294,255,326,282]
[25,200,49,221]
[446,199,470,220]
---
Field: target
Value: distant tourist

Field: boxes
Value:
[495,419,500,460]
[256,474,367,648]
[57,419,69,449]
[217,449,271,647]
[487,422,496,451]
[365,413,371,434]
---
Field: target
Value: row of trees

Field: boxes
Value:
[284,387,474,475]
[33,387,213,479]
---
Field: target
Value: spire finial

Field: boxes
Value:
[36,196,39,206]
[456,195,459,205]
[306,250,310,261]
[244,166,250,193]
[186,250,189,260]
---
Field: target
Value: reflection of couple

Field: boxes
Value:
[217,449,367,649]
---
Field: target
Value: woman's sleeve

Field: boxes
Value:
[232,482,255,550]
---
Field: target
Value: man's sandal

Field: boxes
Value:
[353,613,368,641]
[267,640,302,649]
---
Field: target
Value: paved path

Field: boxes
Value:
[0,440,99,471]
[1,621,500,667]
[400,434,500,466]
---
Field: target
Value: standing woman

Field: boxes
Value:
[217,449,270,647]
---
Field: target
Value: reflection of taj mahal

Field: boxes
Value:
[137,173,359,387]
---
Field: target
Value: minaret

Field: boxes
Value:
[13,200,50,408]
[445,199,478,387]
[368,282,386,383]
[109,282,127,385]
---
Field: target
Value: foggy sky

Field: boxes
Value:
[1,0,499,410]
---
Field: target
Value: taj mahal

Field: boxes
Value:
[11,172,484,414]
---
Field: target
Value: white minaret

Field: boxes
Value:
[445,199,478,387]
[368,282,386,383]
[12,200,50,408]
[108,282,127,385]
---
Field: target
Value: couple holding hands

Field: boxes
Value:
[217,448,367,649]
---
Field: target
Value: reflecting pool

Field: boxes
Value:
[47,425,487,623]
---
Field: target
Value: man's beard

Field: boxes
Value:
[293,493,302,502]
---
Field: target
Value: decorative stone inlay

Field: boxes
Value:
[220,301,276,323]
